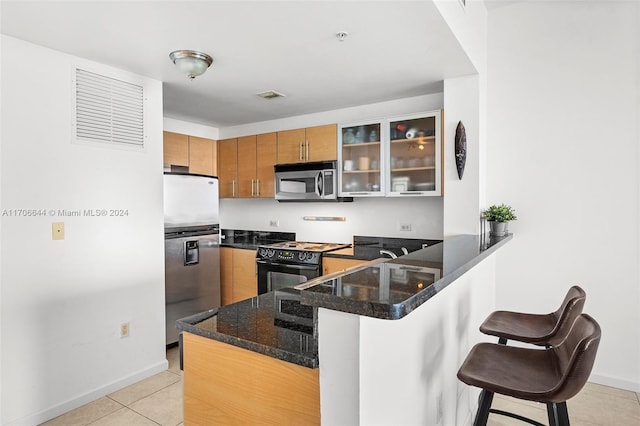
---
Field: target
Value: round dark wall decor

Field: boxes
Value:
[455,121,467,180]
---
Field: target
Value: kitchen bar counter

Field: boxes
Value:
[176,233,512,368]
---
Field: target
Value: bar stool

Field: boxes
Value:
[457,313,601,426]
[480,285,586,345]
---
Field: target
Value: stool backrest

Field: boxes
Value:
[549,285,586,345]
[550,313,601,402]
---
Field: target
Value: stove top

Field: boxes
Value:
[264,241,351,252]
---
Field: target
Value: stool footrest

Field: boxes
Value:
[489,408,546,426]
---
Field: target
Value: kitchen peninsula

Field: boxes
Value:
[177,233,512,425]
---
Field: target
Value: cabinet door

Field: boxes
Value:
[322,257,367,276]
[163,131,189,166]
[338,121,384,197]
[387,110,442,197]
[232,248,258,303]
[237,135,257,197]
[306,124,337,162]
[218,138,238,198]
[256,132,277,197]
[188,136,215,176]
[277,128,306,164]
[220,247,233,306]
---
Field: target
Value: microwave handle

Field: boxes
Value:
[316,171,324,197]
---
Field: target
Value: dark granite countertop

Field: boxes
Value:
[176,287,318,368]
[324,235,442,261]
[220,229,295,250]
[177,233,512,368]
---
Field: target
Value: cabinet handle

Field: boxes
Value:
[232,180,236,197]
[299,142,303,161]
[251,179,255,197]
[305,141,309,161]
[256,179,260,197]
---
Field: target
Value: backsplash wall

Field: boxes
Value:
[219,197,443,243]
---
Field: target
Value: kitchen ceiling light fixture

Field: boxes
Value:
[256,90,286,99]
[169,50,213,80]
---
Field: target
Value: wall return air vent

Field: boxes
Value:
[73,68,145,148]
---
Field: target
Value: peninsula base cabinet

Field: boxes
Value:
[183,332,320,425]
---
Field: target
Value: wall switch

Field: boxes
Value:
[52,222,65,240]
[269,219,279,227]
[399,223,412,232]
[120,322,129,338]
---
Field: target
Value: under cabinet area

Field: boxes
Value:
[277,124,337,164]
[163,131,217,176]
[220,247,258,305]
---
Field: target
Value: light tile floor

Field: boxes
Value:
[42,346,640,425]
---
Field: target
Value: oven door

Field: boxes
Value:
[257,260,321,294]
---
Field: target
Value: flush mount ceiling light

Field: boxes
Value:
[256,90,286,99]
[169,50,213,80]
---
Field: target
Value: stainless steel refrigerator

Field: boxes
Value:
[164,172,220,345]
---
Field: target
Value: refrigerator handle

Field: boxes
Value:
[184,240,200,266]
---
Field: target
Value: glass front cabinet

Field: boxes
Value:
[338,120,385,197]
[387,110,442,196]
[338,110,442,198]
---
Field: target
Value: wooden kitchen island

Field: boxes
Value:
[177,233,512,425]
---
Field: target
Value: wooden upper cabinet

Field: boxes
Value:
[256,132,277,197]
[306,124,337,162]
[277,125,337,164]
[277,128,306,164]
[237,135,257,197]
[218,138,238,198]
[163,131,189,166]
[188,136,216,176]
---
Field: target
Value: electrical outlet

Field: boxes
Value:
[269,219,279,227]
[399,223,412,232]
[120,322,129,338]
[52,222,65,240]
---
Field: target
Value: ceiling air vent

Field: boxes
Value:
[256,90,286,100]
[74,68,144,148]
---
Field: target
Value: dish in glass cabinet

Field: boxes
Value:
[343,129,355,144]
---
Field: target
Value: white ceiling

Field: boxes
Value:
[0,1,477,128]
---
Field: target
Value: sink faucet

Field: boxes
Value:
[379,249,397,259]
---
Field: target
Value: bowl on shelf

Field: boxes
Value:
[411,182,436,191]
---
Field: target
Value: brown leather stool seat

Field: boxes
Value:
[480,285,586,345]
[458,313,601,426]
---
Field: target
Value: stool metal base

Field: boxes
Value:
[474,390,570,426]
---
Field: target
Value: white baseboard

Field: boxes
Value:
[6,359,169,426]
[589,373,640,393]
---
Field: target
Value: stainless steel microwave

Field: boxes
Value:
[274,161,339,202]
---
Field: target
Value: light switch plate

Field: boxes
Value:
[52,222,65,240]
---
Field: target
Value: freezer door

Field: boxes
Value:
[165,234,220,345]
[164,173,219,231]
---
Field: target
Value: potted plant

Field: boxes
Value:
[482,204,517,237]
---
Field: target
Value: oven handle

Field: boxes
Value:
[257,260,319,271]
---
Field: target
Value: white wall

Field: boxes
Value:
[318,255,497,425]
[0,36,167,424]
[443,75,484,236]
[163,117,219,140]
[487,1,640,391]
